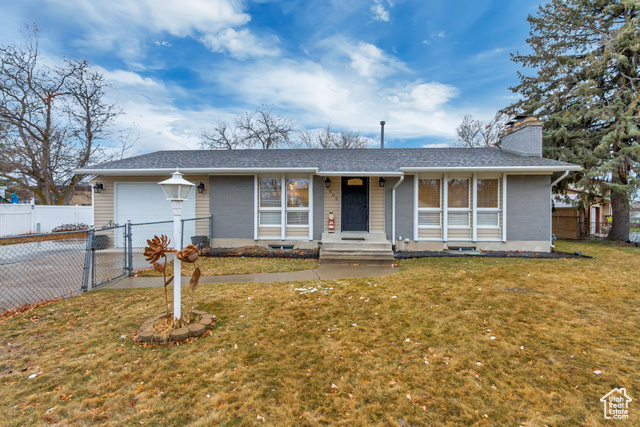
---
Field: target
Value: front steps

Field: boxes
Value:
[319,232,396,266]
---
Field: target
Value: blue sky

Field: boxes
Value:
[0,0,544,154]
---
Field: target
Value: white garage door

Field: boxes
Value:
[115,183,196,248]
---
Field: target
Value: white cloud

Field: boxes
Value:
[422,143,451,148]
[216,55,461,139]
[432,30,446,39]
[99,68,157,87]
[323,37,407,79]
[371,1,390,22]
[472,48,506,62]
[45,0,272,61]
[200,28,280,59]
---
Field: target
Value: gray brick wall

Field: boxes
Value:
[209,175,255,239]
[313,175,324,240]
[501,123,543,157]
[507,175,550,241]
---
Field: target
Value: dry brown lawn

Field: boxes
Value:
[0,240,638,426]
[136,257,319,277]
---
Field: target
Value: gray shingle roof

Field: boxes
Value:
[77,148,580,174]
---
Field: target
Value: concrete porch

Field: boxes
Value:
[319,232,396,266]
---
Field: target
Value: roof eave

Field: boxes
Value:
[74,167,320,176]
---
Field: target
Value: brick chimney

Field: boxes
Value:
[500,116,543,157]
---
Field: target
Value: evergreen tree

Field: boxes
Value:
[506,0,640,240]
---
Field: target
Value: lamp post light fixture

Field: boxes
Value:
[378,177,386,188]
[325,177,331,189]
[159,169,195,321]
[93,183,104,193]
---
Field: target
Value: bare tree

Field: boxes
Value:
[0,26,123,204]
[200,119,241,150]
[452,112,506,148]
[200,106,295,150]
[478,112,508,147]
[454,115,482,148]
[237,106,295,149]
[301,124,369,149]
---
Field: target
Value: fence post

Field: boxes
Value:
[82,227,95,292]
[127,220,133,276]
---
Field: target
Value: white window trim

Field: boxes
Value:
[412,173,508,243]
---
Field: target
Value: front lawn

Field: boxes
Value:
[0,240,638,425]
[136,256,319,277]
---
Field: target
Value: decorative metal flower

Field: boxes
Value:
[176,244,199,263]
[144,235,171,263]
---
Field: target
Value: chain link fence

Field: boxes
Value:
[0,216,212,312]
[0,230,89,310]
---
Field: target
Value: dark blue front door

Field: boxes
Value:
[341,177,369,231]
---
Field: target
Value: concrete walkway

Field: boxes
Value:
[103,264,398,289]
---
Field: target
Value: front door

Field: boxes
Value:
[341,177,369,231]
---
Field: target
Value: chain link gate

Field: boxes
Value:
[82,224,130,291]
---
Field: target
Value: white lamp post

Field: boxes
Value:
[159,169,195,321]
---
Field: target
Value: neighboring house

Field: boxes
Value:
[552,189,611,239]
[76,117,580,263]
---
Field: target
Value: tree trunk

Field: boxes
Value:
[607,192,630,241]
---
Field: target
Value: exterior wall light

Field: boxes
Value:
[197,182,205,193]
[93,183,104,193]
[325,178,331,188]
[378,177,386,188]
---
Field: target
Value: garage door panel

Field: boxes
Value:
[115,183,196,248]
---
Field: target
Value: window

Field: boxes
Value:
[260,179,281,208]
[448,179,469,208]
[477,212,499,227]
[448,212,470,227]
[258,175,311,236]
[418,179,440,208]
[477,179,499,208]
[287,211,309,226]
[259,211,281,226]
[287,179,309,208]
[418,212,440,227]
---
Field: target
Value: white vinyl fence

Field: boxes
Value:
[0,204,93,237]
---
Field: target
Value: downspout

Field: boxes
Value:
[391,175,405,251]
[550,170,570,251]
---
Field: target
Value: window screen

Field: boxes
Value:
[418,179,440,208]
[286,211,309,225]
[477,179,499,208]
[477,212,499,227]
[259,211,281,226]
[287,179,309,208]
[260,179,281,208]
[448,212,470,227]
[418,212,441,226]
[448,179,469,208]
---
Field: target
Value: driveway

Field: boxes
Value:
[0,239,87,310]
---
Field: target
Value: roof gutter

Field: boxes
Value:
[400,166,582,173]
[550,170,572,251]
[316,171,404,177]
[392,174,405,251]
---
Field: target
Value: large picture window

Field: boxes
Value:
[257,175,312,235]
